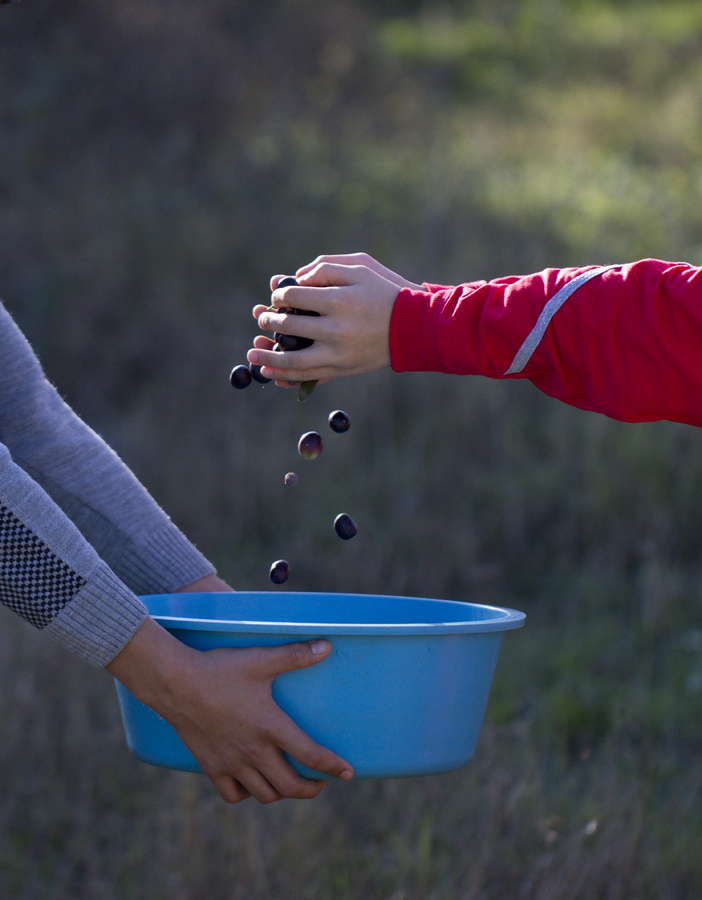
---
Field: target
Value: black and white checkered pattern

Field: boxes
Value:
[0,505,86,629]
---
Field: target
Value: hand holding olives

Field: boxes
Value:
[248,254,424,387]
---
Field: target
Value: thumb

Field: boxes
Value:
[259,639,332,678]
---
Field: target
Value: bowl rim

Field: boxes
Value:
[139,591,526,636]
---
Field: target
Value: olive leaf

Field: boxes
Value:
[297,380,319,402]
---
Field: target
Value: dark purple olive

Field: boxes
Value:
[298,431,324,460]
[328,410,351,433]
[284,472,299,486]
[230,364,253,389]
[334,513,357,540]
[250,364,272,384]
[274,278,318,335]
[269,559,290,584]
[274,332,314,352]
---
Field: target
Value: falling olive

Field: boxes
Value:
[269,559,291,584]
[298,431,324,460]
[328,410,351,433]
[334,513,358,540]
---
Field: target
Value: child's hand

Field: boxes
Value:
[107,616,354,804]
[247,253,425,387]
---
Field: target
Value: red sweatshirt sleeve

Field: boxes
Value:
[389,259,702,427]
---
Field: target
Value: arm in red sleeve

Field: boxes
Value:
[389,259,702,427]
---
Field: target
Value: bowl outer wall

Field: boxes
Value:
[115,592,525,779]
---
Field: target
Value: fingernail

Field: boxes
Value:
[310,639,329,656]
[339,769,354,781]
[248,351,259,364]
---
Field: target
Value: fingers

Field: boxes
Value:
[226,760,311,805]
[205,712,352,803]
[252,335,275,351]
[246,348,335,385]
[270,257,366,290]
[199,721,348,804]
[294,253,374,279]
[249,708,354,790]
[279,727,354,784]
[266,265,369,317]
[214,760,328,804]
[213,736,344,803]
[206,759,341,805]
[297,262,368,291]
[255,303,328,340]
[247,333,337,380]
[248,335,325,385]
[243,641,356,784]
[211,775,253,804]
[185,641,355,804]
[293,254,423,291]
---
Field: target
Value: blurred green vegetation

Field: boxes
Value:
[2,0,702,896]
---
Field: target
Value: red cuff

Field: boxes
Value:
[390,287,441,372]
[390,282,491,373]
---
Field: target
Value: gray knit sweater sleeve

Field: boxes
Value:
[0,301,216,666]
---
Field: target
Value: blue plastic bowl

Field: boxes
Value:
[115,592,525,779]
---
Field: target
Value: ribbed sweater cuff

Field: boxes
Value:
[44,562,148,667]
[114,523,215,595]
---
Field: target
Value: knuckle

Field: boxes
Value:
[214,777,248,805]
[301,745,328,772]
[255,723,277,746]
[284,640,311,668]
[278,778,309,799]
[223,787,247,805]
[279,353,302,371]
[276,766,325,799]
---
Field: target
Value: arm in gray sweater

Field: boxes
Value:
[0,300,214,666]
[0,300,356,800]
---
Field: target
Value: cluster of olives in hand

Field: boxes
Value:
[230,363,271,389]
[229,275,319,397]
